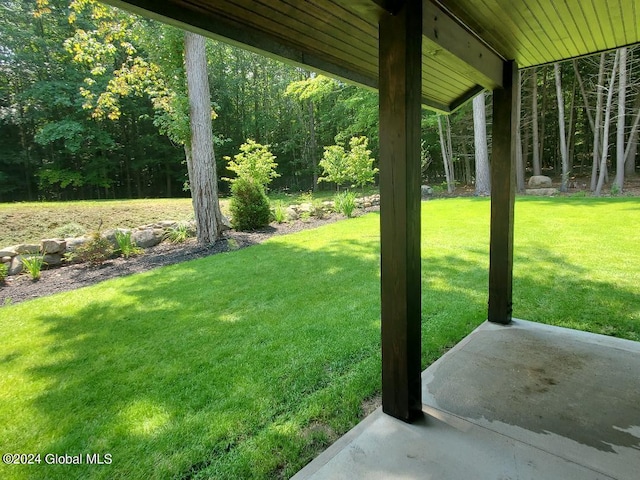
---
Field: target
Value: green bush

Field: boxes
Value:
[114,230,142,258]
[74,232,114,265]
[0,263,8,283]
[164,223,193,243]
[271,201,287,224]
[22,255,45,280]
[230,178,271,231]
[334,191,357,218]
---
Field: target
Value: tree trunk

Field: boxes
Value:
[446,116,455,186]
[591,53,606,191]
[624,104,640,176]
[515,71,525,193]
[308,100,319,191]
[554,63,569,192]
[614,47,627,191]
[184,31,225,244]
[473,93,490,194]
[531,68,541,175]
[437,116,453,193]
[595,50,619,196]
[539,66,548,170]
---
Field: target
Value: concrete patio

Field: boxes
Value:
[293,319,640,479]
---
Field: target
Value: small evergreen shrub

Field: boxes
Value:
[230,178,271,231]
[0,263,8,283]
[334,191,357,218]
[74,231,114,265]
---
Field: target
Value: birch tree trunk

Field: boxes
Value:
[595,50,620,196]
[614,47,627,191]
[531,68,541,175]
[591,53,606,191]
[437,116,453,193]
[554,63,569,192]
[624,104,640,175]
[473,93,490,194]
[184,31,225,244]
[515,71,525,193]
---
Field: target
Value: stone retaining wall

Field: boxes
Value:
[1,220,193,276]
[1,195,382,277]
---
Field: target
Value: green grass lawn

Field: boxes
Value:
[1,197,638,479]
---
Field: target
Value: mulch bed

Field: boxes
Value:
[0,214,347,306]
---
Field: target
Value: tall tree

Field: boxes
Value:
[473,93,490,194]
[183,32,226,244]
[531,68,541,175]
[595,50,620,196]
[614,47,627,191]
[554,63,570,192]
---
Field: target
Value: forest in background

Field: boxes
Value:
[1,0,638,202]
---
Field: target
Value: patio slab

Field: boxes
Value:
[293,319,640,480]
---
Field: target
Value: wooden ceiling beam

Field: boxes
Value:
[422,0,504,90]
[100,0,379,90]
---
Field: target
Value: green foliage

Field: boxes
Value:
[284,74,338,102]
[229,178,271,231]
[271,201,287,224]
[114,230,143,259]
[21,255,45,281]
[346,136,378,189]
[74,231,114,265]
[224,140,280,189]
[318,145,349,188]
[319,136,378,190]
[0,263,8,283]
[610,183,621,196]
[334,191,357,218]
[53,222,87,239]
[164,223,194,243]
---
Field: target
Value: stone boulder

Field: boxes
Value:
[0,247,17,257]
[41,238,66,254]
[43,253,63,266]
[9,255,24,275]
[528,175,552,188]
[285,206,299,221]
[421,185,434,198]
[15,244,40,254]
[65,236,89,252]
[132,228,164,248]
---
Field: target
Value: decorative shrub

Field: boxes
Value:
[229,178,271,231]
[334,191,357,218]
[0,263,8,283]
[21,255,45,280]
[73,231,114,265]
[114,230,142,258]
[164,223,193,243]
[271,201,287,224]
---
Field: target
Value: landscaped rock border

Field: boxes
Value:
[0,195,382,277]
[1,220,195,277]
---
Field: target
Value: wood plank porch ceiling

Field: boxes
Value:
[103,0,640,113]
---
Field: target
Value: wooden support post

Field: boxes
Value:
[379,0,422,422]
[488,60,518,324]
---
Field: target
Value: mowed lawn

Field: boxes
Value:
[1,197,638,479]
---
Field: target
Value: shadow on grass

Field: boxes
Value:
[5,218,639,479]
